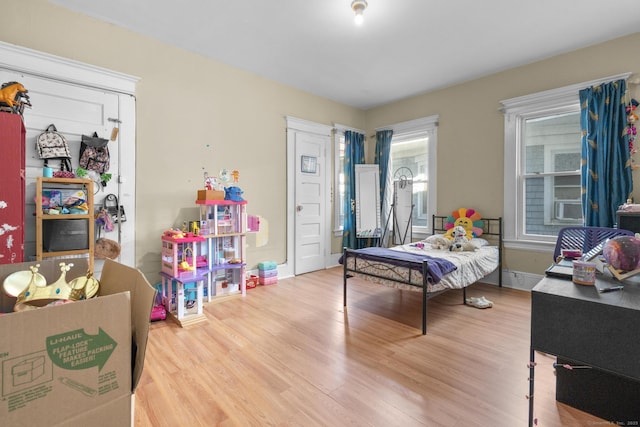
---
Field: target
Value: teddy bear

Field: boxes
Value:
[449,225,478,252]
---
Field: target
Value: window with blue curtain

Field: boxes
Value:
[501,73,633,250]
[342,130,365,249]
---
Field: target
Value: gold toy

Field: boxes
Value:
[13,263,99,311]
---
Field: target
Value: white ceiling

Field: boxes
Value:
[51,0,640,109]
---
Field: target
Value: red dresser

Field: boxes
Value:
[0,112,26,263]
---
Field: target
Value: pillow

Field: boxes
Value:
[424,234,489,248]
[424,234,445,243]
[471,237,490,247]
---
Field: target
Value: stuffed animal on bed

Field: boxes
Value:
[449,225,478,252]
[426,235,452,250]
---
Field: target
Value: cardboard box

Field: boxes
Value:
[0,258,156,427]
[197,190,224,201]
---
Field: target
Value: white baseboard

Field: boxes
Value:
[329,253,342,268]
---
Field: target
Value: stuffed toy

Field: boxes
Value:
[425,235,451,250]
[449,225,478,252]
[0,81,31,115]
[444,208,484,241]
[224,186,244,202]
[95,237,120,259]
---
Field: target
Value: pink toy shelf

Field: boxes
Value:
[161,234,207,280]
[195,199,248,301]
[160,232,208,327]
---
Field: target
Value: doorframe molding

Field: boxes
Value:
[285,116,333,278]
[0,41,138,95]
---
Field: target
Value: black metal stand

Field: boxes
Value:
[381,203,414,246]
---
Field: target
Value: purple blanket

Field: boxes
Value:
[340,247,457,284]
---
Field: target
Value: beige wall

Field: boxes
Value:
[2,0,365,281]
[365,33,640,275]
[3,1,639,280]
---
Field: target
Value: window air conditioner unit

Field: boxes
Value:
[555,200,582,221]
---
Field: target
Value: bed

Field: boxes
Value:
[340,215,503,334]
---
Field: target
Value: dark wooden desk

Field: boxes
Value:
[529,273,640,426]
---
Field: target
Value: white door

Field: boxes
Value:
[291,129,329,275]
[0,58,135,276]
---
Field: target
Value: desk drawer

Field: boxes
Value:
[531,291,640,380]
[556,357,640,423]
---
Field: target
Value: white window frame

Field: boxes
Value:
[501,72,631,252]
[381,115,438,238]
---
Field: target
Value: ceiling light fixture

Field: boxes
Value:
[351,0,368,26]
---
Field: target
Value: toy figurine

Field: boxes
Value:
[0,81,31,115]
[204,172,213,190]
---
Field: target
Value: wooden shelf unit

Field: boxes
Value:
[35,177,94,272]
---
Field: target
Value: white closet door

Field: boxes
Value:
[0,69,133,276]
[293,129,328,275]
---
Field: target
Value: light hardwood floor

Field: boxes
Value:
[135,267,604,426]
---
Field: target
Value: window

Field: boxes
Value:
[333,129,346,235]
[523,112,582,233]
[501,73,630,251]
[333,125,364,236]
[333,116,438,238]
[389,135,430,229]
[385,116,438,238]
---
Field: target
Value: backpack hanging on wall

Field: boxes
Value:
[104,193,126,223]
[79,132,110,173]
[36,124,72,171]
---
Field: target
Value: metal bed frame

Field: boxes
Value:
[342,215,503,334]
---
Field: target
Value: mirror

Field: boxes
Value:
[355,164,381,238]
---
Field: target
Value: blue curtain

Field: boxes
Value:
[580,79,632,227]
[375,130,393,208]
[375,130,393,245]
[342,130,365,249]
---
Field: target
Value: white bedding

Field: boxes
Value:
[345,244,499,293]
